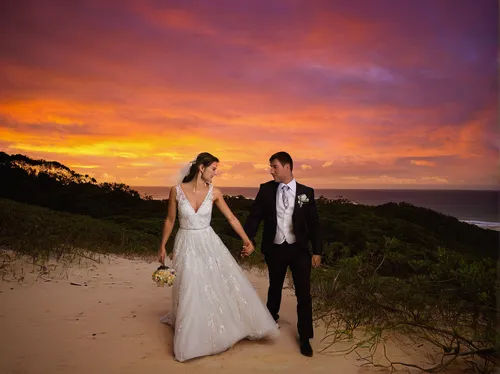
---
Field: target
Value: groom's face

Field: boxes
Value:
[270,159,290,183]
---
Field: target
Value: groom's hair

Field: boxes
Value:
[270,151,293,171]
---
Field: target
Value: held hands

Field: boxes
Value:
[312,255,321,268]
[240,241,255,258]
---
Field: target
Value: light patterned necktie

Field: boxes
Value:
[282,185,289,209]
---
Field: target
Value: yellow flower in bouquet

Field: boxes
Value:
[152,265,176,287]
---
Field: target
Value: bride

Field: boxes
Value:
[158,152,280,362]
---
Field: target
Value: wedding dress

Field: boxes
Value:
[160,184,279,362]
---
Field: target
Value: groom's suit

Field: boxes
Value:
[244,180,322,340]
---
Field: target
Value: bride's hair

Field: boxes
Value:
[182,152,219,183]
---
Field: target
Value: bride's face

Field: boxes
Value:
[200,162,218,183]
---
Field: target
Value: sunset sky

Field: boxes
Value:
[1,0,498,189]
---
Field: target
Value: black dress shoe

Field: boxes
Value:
[299,339,313,357]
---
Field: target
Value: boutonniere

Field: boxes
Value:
[297,194,309,207]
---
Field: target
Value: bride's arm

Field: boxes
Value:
[158,186,177,262]
[213,187,252,246]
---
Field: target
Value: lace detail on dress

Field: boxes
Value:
[175,184,213,230]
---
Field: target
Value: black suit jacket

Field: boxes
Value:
[244,180,322,256]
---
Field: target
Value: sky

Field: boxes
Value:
[0,0,498,189]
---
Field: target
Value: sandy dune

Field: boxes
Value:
[0,253,465,374]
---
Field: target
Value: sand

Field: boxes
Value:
[0,252,465,374]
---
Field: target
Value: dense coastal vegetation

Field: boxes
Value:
[1,151,498,372]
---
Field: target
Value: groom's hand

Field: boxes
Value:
[312,255,321,268]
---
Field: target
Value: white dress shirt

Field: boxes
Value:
[274,179,297,244]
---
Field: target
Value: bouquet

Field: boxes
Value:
[152,264,176,287]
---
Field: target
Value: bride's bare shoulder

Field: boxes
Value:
[212,185,223,198]
[169,185,178,197]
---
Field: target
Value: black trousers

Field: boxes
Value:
[265,241,313,340]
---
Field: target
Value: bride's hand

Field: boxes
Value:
[241,241,255,257]
[168,252,174,261]
[158,247,166,264]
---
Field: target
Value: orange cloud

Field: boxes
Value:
[410,160,435,167]
[0,0,497,189]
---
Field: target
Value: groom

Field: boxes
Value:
[243,151,322,357]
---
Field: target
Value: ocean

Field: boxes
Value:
[132,186,499,231]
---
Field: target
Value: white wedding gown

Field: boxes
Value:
[160,184,279,362]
